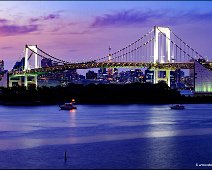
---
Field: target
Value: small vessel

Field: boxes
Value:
[170,104,185,110]
[59,99,77,110]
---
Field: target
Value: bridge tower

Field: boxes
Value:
[24,45,39,70]
[153,26,171,86]
[24,45,39,88]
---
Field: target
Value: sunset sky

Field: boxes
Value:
[0,1,212,70]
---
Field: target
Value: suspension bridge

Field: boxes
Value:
[8,26,212,93]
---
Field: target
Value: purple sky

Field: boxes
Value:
[0,1,212,70]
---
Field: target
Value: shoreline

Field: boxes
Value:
[1,83,212,106]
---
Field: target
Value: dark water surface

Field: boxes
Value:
[0,104,211,169]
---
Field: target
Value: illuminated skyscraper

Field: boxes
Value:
[107,46,113,79]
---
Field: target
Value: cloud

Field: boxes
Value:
[30,18,40,23]
[43,14,60,20]
[1,46,13,50]
[48,22,77,33]
[67,30,92,35]
[0,24,39,36]
[181,10,212,21]
[69,49,78,53]
[0,18,8,24]
[91,9,166,27]
[30,13,60,23]
[90,9,212,28]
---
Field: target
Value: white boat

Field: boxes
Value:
[59,99,77,110]
[170,104,185,110]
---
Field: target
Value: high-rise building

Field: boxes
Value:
[175,69,184,83]
[86,70,97,79]
[145,69,154,83]
[98,68,107,79]
[13,58,25,71]
[0,60,6,87]
[64,69,78,81]
[135,69,143,77]
[41,58,52,67]
[158,71,166,78]
[0,60,4,73]
[170,71,176,89]
[113,68,118,77]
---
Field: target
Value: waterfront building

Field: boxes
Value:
[195,60,212,93]
[38,79,60,87]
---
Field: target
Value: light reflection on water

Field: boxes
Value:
[0,104,211,150]
[68,109,77,127]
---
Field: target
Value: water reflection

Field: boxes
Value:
[68,109,77,127]
[0,104,212,151]
[69,109,76,114]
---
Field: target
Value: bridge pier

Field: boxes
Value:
[24,75,28,87]
[24,75,38,89]
[9,76,23,87]
[154,70,171,87]
[9,74,38,88]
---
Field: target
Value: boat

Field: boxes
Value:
[170,104,185,110]
[59,103,77,110]
[59,99,77,110]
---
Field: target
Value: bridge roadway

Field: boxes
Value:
[9,61,207,76]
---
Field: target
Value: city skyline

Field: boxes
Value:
[0,1,212,70]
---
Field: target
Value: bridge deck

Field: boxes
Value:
[9,62,195,75]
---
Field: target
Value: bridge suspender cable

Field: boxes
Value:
[110,37,155,62]
[170,30,204,59]
[157,27,194,60]
[157,27,204,60]
[90,28,154,63]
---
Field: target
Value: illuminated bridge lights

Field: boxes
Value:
[9,61,196,76]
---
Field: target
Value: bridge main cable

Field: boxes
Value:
[26,45,70,64]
